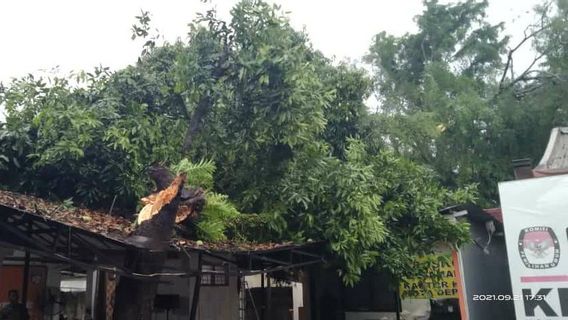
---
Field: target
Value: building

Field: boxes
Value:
[0,189,324,320]
[455,127,568,320]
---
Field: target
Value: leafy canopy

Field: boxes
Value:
[0,0,474,284]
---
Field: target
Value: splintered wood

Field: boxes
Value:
[140,196,194,224]
[136,174,186,225]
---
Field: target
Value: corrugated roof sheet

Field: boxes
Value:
[0,189,134,240]
[0,189,307,253]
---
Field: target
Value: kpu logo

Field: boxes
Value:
[518,226,560,269]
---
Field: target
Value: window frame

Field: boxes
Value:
[200,262,229,287]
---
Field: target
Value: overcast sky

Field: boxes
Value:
[0,0,544,85]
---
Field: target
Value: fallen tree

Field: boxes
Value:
[111,165,206,320]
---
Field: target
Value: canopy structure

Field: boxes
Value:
[0,190,325,278]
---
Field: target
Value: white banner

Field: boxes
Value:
[499,175,568,319]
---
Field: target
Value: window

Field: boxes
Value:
[200,263,229,286]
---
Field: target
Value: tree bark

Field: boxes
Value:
[181,46,229,154]
[112,174,186,320]
[182,94,212,154]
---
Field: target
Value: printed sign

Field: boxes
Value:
[399,254,459,299]
[499,175,568,319]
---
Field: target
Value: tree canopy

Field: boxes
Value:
[6,0,566,284]
[366,0,568,206]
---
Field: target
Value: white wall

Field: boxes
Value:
[154,252,239,320]
[244,274,303,320]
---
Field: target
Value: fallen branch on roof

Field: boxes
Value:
[112,172,187,320]
[145,164,206,225]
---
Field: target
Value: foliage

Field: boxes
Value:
[224,213,280,242]
[197,192,240,241]
[364,0,568,206]
[0,0,477,284]
[172,158,238,241]
[0,72,185,209]
[276,140,472,284]
[171,158,215,189]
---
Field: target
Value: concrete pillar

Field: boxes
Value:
[292,282,303,320]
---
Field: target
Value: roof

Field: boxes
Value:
[0,189,325,277]
[0,189,322,254]
[533,127,568,176]
[0,189,134,241]
[484,208,503,223]
[173,238,315,253]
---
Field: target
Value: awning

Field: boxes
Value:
[0,190,325,277]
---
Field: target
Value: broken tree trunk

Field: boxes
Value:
[112,174,186,320]
[145,164,206,237]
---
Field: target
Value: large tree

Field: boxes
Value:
[365,0,568,206]
[0,0,472,284]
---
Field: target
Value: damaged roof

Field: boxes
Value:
[0,189,314,254]
[0,189,134,240]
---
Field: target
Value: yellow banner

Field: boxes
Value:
[399,254,459,299]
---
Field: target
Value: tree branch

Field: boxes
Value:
[181,48,230,154]
[498,23,550,92]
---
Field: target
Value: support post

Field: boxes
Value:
[261,273,265,320]
[395,288,401,320]
[22,250,30,307]
[266,276,272,320]
[189,253,203,320]
[86,269,98,320]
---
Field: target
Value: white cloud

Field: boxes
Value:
[0,0,543,121]
[0,0,543,84]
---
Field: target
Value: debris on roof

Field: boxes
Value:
[0,189,316,254]
[174,238,311,253]
[0,189,134,240]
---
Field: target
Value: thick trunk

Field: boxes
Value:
[112,174,186,320]
[147,164,205,225]
[112,250,167,320]
[181,48,229,154]
[182,94,212,153]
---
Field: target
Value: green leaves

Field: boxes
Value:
[171,158,215,188]
[0,0,478,287]
[365,0,530,206]
[170,158,240,241]
[0,70,186,209]
[271,139,472,284]
[197,192,240,241]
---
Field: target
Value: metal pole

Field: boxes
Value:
[189,253,203,320]
[395,288,401,320]
[21,250,30,307]
[22,218,33,309]
[266,276,272,319]
[260,273,265,320]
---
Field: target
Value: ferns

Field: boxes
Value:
[171,158,215,188]
[172,158,239,241]
[197,192,239,241]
